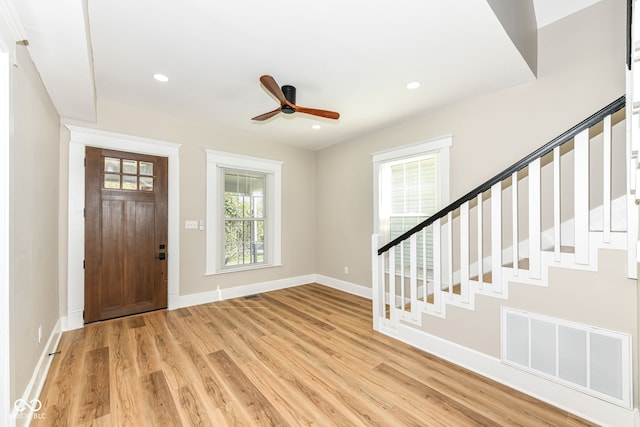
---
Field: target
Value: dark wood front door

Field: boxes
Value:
[84,147,168,323]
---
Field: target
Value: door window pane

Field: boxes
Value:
[103,157,155,192]
[123,159,137,174]
[104,173,120,189]
[104,157,120,173]
[122,175,138,190]
[140,161,153,176]
[139,176,154,192]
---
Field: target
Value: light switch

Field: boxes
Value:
[199,220,205,230]
[185,220,198,229]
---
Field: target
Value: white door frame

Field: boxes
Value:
[65,126,181,330]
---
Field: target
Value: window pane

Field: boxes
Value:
[254,196,264,218]
[139,176,154,191]
[104,157,120,173]
[122,175,137,190]
[224,171,265,219]
[222,169,268,268]
[140,161,154,176]
[123,159,137,174]
[225,194,239,219]
[383,153,439,274]
[224,219,265,266]
[104,173,120,189]
[391,164,404,214]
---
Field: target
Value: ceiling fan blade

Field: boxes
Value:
[294,106,340,120]
[259,75,288,105]
[252,107,281,121]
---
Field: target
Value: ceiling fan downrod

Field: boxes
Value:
[281,85,296,114]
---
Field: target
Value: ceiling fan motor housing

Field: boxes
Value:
[281,85,296,114]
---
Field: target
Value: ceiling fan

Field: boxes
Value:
[252,75,340,121]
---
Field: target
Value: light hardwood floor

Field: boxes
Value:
[34,283,596,426]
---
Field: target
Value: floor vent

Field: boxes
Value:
[501,307,632,408]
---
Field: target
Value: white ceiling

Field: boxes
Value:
[13,0,600,150]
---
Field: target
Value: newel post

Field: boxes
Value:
[371,234,383,331]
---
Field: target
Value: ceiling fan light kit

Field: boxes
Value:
[252,75,340,121]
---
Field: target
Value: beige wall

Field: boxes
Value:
[59,98,317,304]
[10,45,60,403]
[316,0,625,289]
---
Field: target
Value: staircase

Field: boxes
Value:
[373,95,628,325]
[371,96,635,421]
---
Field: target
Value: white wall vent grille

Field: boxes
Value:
[501,307,632,408]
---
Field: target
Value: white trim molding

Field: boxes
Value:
[176,274,371,309]
[65,126,181,330]
[313,274,372,299]
[10,318,62,427]
[371,134,452,239]
[204,149,282,275]
[0,0,27,62]
[178,275,315,308]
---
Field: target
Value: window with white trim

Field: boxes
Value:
[373,136,451,272]
[206,150,282,274]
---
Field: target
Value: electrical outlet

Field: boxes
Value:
[38,325,42,344]
[344,266,349,274]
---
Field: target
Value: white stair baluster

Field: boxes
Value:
[371,234,382,330]
[529,158,541,279]
[553,146,561,262]
[389,246,396,324]
[447,211,454,299]
[603,114,612,243]
[460,201,470,303]
[399,243,405,313]
[433,219,442,313]
[512,172,519,276]
[575,129,590,265]
[491,183,502,294]
[410,233,418,319]
[422,228,429,306]
[477,193,483,290]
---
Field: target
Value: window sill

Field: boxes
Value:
[204,262,282,276]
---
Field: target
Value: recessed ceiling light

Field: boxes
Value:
[312,124,321,130]
[406,81,421,90]
[153,73,169,82]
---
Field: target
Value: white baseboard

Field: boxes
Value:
[61,309,83,331]
[312,274,372,299]
[177,274,317,308]
[168,292,179,310]
[11,318,62,427]
[379,321,635,427]
[176,274,371,308]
